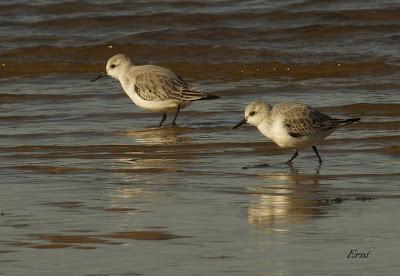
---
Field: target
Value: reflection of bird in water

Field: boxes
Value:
[106,127,195,212]
[112,126,194,173]
[247,164,327,226]
[116,126,192,145]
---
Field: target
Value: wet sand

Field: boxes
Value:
[1,0,400,275]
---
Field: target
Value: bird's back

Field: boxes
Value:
[271,102,357,138]
[132,64,177,78]
[129,64,217,102]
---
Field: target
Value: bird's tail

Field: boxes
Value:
[332,117,361,127]
[199,93,220,100]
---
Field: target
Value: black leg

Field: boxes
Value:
[172,105,180,126]
[312,146,322,163]
[158,113,167,127]
[286,150,299,164]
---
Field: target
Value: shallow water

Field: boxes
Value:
[1,0,400,275]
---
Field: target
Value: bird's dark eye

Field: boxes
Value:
[249,111,256,116]
[111,64,116,69]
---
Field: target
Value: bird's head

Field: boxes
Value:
[91,54,132,82]
[233,101,272,129]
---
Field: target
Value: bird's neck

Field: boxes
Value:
[116,64,134,83]
[256,116,273,134]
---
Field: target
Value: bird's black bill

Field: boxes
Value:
[91,72,107,82]
[233,118,247,129]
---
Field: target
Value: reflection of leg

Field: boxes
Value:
[312,146,322,163]
[286,162,299,175]
[315,161,322,175]
[158,113,167,127]
[242,163,269,170]
[286,150,298,164]
[172,105,181,126]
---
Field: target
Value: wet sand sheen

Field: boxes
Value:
[1,58,398,80]
[7,230,184,251]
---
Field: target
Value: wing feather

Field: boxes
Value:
[273,103,339,137]
[134,70,208,102]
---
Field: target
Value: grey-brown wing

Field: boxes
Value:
[134,72,207,101]
[281,105,337,137]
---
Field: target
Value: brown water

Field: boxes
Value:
[1,0,400,275]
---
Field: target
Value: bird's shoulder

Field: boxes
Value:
[273,102,309,115]
[273,102,328,120]
[133,65,177,79]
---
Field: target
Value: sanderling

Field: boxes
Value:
[91,54,219,127]
[233,101,360,163]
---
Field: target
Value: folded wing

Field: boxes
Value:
[133,66,210,102]
[275,103,356,137]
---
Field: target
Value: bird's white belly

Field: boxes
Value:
[258,120,328,149]
[129,92,189,113]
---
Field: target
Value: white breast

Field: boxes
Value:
[257,118,320,149]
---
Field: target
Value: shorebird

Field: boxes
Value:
[233,101,360,163]
[91,54,219,127]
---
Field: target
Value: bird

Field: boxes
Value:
[233,101,360,163]
[91,54,219,127]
